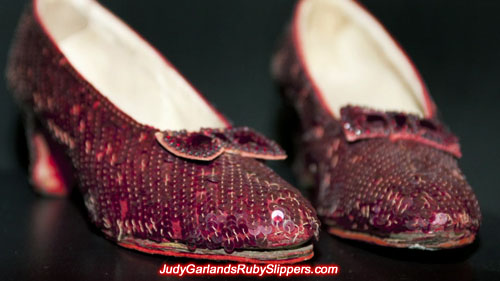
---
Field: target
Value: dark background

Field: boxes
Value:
[0,0,499,280]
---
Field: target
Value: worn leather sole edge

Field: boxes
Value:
[328,226,475,250]
[117,236,314,263]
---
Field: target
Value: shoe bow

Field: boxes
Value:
[340,106,461,157]
[155,127,287,161]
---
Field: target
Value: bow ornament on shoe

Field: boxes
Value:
[340,106,462,157]
[155,127,286,161]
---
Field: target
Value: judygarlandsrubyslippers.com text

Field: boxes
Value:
[158,263,340,277]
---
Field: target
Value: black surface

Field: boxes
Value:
[1,1,499,280]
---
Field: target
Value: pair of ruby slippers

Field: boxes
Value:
[6,0,481,263]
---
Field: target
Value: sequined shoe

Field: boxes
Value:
[272,0,480,249]
[6,0,319,263]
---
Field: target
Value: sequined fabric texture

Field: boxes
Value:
[6,7,319,254]
[272,33,481,240]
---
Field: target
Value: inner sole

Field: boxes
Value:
[298,0,427,117]
[36,0,226,131]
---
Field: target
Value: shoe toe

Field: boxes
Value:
[142,153,320,254]
[319,139,480,248]
[197,155,319,253]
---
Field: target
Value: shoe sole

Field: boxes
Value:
[328,226,475,250]
[118,236,314,263]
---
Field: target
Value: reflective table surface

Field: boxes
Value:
[1,0,499,280]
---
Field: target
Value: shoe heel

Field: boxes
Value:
[24,113,74,196]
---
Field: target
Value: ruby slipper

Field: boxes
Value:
[272,0,481,249]
[6,0,320,263]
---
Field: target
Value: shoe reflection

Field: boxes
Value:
[316,234,477,281]
[28,198,67,254]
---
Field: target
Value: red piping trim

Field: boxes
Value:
[32,0,231,129]
[291,0,436,119]
[291,0,336,118]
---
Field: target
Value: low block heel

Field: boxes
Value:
[25,112,74,196]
